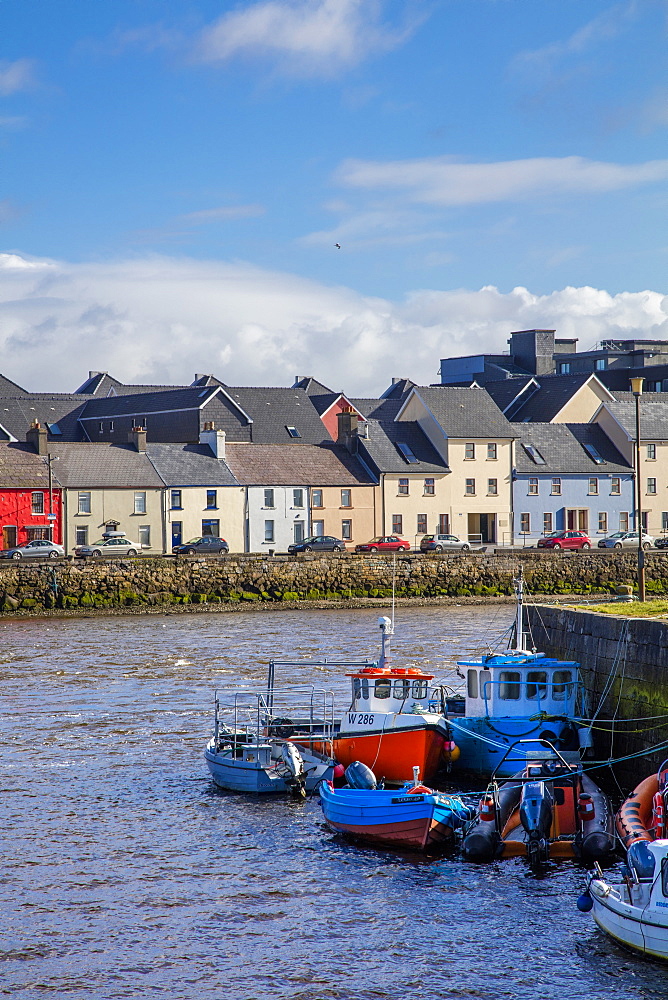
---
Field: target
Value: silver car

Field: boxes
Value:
[0,539,65,560]
[420,533,471,552]
[598,530,654,550]
[74,536,141,558]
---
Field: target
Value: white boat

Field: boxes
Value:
[204,689,337,796]
[584,841,668,960]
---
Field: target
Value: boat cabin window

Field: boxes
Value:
[479,669,491,701]
[662,859,668,897]
[412,679,428,699]
[375,679,392,699]
[526,671,548,700]
[467,669,478,699]
[499,671,521,700]
[552,670,573,700]
[353,677,370,700]
[393,679,410,699]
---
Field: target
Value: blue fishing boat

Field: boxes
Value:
[319,763,473,850]
[447,569,592,778]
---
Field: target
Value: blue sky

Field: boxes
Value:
[1,0,668,393]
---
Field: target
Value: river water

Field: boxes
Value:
[1,604,666,1000]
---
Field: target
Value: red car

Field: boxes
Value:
[537,530,592,550]
[355,535,411,553]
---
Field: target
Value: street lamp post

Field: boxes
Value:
[631,376,645,602]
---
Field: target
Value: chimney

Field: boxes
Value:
[128,425,147,453]
[26,420,47,455]
[337,407,359,453]
[200,421,226,459]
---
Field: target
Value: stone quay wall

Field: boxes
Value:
[526,604,668,790]
[1,549,668,615]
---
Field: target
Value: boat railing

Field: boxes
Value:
[215,687,336,758]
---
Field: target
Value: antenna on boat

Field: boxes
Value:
[378,615,394,669]
[513,566,525,652]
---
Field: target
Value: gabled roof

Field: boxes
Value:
[357,419,448,475]
[292,376,334,395]
[349,397,404,421]
[379,378,417,399]
[224,442,375,486]
[146,443,238,487]
[221,387,330,444]
[74,372,126,395]
[0,443,54,487]
[403,387,516,438]
[607,390,665,404]
[603,401,668,441]
[0,395,90,442]
[507,373,612,422]
[0,374,29,395]
[78,386,221,419]
[45,443,164,488]
[512,423,632,475]
[190,374,228,388]
[483,376,538,415]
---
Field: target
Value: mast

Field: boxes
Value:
[514,566,525,651]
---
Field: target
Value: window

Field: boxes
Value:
[206,490,217,509]
[31,492,44,515]
[553,670,573,701]
[543,512,553,534]
[417,514,427,534]
[559,362,571,374]
[465,443,475,460]
[139,525,151,548]
[109,421,114,432]
[528,478,539,495]
[264,520,274,543]
[134,492,147,514]
[398,478,409,495]
[487,443,497,460]
[375,679,391,699]
[499,671,521,700]
[286,425,301,438]
[598,512,608,533]
[313,520,324,536]
[583,443,604,464]
[588,478,599,495]
[341,519,352,540]
[77,491,91,515]
[663,512,668,532]
[648,478,657,495]
[98,421,104,434]
[202,519,219,537]
[465,478,475,495]
[520,513,530,534]
[526,671,547,700]
[523,445,546,465]
[392,514,403,534]
[412,679,428,699]
[341,489,351,507]
[423,478,435,495]
[620,512,629,531]
[170,490,182,509]
[293,489,304,508]
[467,670,478,699]
[610,478,621,495]
[551,478,562,496]
[312,489,323,508]
[595,358,607,370]
[394,678,410,699]
[648,444,657,460]
[488,478,498,496]
[396,441,418,464]
[75,525,88,546]
[438,514,449,534]
[264,489,275,508]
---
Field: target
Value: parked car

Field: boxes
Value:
[420,533,470,552]
[355,535,411,553]
[172,536,229,555]
[537,530,592,550]
[75,535,141,558]
[0,539,65,560]
[655,536,668,550]
[598,530,654,550]
[288,535,346,554]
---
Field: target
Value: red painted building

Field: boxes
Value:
[0,443,62,549]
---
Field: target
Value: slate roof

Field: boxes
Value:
[146,443,238,487]
[379,378,417,399]
[46,443,164,488]
[512,422,632,475]
[483,377,537,414]
[0,395,90,442]
[607,391,665,404]
[293,376,334,395]
[506,373,604,422]
[0,374,28,395]
[349,397,404,421]
[220,387,330,444]
[604,401,668,440]
[224,442,376,486]
[0,443,54,487]
[408,387,516,438]
[357,419,448,475]
[78,386,220,420]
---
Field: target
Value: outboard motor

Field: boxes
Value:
[520,780,553,866]
[628,840,656,881]
[280,742,306,799]
[345,761,377,790]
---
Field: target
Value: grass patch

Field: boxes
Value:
[573,600,668,618]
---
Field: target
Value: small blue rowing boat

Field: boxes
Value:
[319,763,474,850]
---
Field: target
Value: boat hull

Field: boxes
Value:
[204,742,334,794]
[591,881,668,961]
[450,716,576,779]
[332,719,448,785]
[319,783,463,850]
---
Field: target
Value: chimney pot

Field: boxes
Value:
[26,421,47,455]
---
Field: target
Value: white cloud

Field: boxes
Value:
[336,155,668,206]
[195,0,420,78]
[1,252,668,395]
[0,58,36,96]
[512,3,635,76]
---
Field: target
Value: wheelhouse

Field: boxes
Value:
[347,666,436,714]
[456,652,580,719]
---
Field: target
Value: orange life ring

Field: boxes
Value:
[408,784,432,794]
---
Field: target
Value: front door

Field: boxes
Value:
[171,521,182,547]
[294,521,305,544]
[3,525,17,549]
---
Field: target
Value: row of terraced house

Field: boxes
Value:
[1,328,668,554]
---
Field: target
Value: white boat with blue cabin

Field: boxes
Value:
[447,570,592,779]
